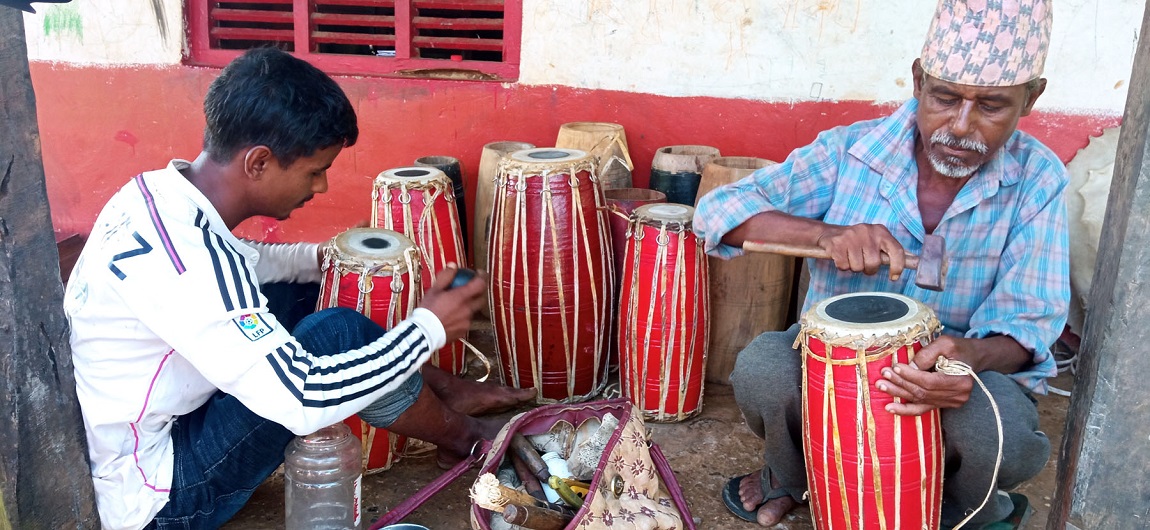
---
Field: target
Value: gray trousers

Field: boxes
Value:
[730,325,1050,526]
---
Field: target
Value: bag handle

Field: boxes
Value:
[367,439,492,530]
[649,443,698,530]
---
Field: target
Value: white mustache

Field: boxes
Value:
[931,130,988,155]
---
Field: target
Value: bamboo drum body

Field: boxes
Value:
[696,156,795,384]
[488,148,614,403]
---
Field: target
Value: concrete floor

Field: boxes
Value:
[224,366,1072,530]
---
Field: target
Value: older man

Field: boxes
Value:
[695,0,1067,527]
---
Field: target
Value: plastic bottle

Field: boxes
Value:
[284,423,363,530]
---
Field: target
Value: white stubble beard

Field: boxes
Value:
[927,130,989,178]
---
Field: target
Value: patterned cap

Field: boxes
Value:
[920,0,1052,87]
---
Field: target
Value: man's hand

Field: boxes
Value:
[419,266,487,343]
[876,335,974,416]
[816,223,908,281]
[877,334,1031,415]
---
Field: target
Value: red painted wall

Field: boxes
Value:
[34,63,1121,248]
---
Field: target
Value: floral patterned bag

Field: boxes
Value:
[368,399,695,530]
[469,398,696,530]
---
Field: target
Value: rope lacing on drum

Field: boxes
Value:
[934,357,1005,530]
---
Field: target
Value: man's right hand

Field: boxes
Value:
[815,223,907,281]
[419,267,487,343]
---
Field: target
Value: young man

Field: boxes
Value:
[695,1,1066,527]
[64,47,534,530]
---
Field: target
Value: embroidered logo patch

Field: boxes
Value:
[233,313,273,341]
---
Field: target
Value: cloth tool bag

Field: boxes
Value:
[369,398,696,530]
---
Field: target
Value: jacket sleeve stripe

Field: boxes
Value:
[193,212,261,313]
[195,211,236,312]
[134,175,187,275]
[263,322,430,408]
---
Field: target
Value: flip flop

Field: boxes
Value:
[979,492,1033,530]
[943,492,1033,530]
[722,473,766,523]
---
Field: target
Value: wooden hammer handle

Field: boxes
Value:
[743,240,921,269]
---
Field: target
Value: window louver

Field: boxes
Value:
[188,0,519,80]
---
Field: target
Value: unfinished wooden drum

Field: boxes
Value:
[373,166,469,374]
[649,145,721,205]
[555,122,633,190]
[488,148,614,403]
[618,203,709,422]
[474,141,535,292]
[318,227,419,473]
[696,156,795,384]
[413,155,467,254]
[800,292,943,530]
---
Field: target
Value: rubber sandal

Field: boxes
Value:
[722,474,766,523]
[979,492,1033,530]
[943,492,1033,530]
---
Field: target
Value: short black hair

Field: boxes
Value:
[202,47,358,166]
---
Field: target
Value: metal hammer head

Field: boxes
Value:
[915,235,948,292]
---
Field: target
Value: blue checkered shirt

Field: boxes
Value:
[694,98,1069,394]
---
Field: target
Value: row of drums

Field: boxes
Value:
[319,145,792,473]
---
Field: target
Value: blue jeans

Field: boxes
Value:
[147,305,423,529]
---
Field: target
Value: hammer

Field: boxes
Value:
[742,234,949,291]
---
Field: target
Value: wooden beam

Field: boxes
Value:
[0,8,99,528]
[1049,5,1150,530]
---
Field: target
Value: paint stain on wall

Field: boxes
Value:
[43,4,83,42]
[113,130,138,155]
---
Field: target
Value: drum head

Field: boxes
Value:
[331,228,415,267]
[509,148,590,165]
[376,166,448,187]
[808,292,932,339]
[634,203,694,225]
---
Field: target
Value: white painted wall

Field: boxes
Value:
[24,0,1143,113]
[23,0,184,65]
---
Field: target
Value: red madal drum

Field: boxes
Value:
[618,203,709,422]
[373,166,469,375]
[487,148,614,403]
[318,227,420,473]
[800,292,944,530]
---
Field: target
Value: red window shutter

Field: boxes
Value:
[207,1,295,51]
[189,0,520,80]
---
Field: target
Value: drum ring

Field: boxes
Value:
[398,190,412,204]
[656,232,670,246]
[515,179,528,192]
[358,275,375,294]
[568,174,579,186]
[390,275,404,293]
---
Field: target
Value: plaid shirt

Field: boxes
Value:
[694,99,1068,394]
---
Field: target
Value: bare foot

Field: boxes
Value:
[740,469,798,527]
[423,366,537,416]
[435,416,507,469]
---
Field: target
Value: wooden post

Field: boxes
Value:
[1049,6,1150,530]
[0,8,99,529]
